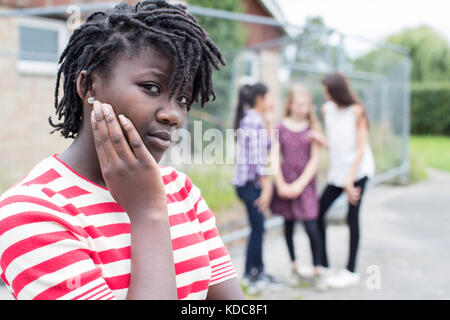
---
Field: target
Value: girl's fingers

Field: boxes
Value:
[92,101,119,162]
[91,110,109,166]
[348,187,361,206]
[101,103,135,163]
[118,114,153,163]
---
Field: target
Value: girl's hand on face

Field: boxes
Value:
[90,101,167,220]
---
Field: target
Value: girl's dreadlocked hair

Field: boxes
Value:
[49,0,225,138]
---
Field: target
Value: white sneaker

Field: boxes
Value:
[297,265,315,280]
[326,269,360,288]
[256,273,284,291]
[289,266,314,286]
[246,281,262,295]
[313,274,328,292]
[317,266,335,278]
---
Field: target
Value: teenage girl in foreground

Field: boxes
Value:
[269,84,326,289]
[0,1,244,300]
[318,72,375,288]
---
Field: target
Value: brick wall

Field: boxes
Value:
[0,6,71,192]
[241,0,284,49]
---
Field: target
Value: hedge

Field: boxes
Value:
[411,82,450,135]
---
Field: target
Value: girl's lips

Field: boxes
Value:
[145,134,171,150]
[150,131,171,141]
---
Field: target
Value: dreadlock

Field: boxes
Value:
[49,0,225,138]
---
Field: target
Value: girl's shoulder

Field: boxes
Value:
[322,100,336,113]
[350,103,364,113]
[239,109,263,129]
[349,103,365,120]
[275,120,285,131]
[323,100,335,108]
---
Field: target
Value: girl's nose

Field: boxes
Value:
[155,100,182,126]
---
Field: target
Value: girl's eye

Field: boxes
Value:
[178,96,190,109]
[179,96,188,105]
[142,84,160,95]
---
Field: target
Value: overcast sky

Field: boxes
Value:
[277,0,450,42]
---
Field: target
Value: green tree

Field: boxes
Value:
[188,0,246,54]
[354,25,450,82]
[387,25,450,82]
[187,0,246,124]
[355,25,450,136]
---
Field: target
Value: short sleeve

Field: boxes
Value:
[186,179,237,287]
[238,118,271,178]
[0,188,117,300]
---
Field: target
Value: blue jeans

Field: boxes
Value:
[236,182,265,277]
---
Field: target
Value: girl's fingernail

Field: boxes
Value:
[94,101,102,114]
[102,103,110,116]
[119,114,128,125]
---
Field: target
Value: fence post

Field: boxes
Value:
[400,57,411,184]
[337,32,345,72]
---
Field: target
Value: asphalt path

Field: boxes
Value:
[228,169,450,299]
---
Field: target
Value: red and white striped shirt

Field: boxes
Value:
[0,154,236,300]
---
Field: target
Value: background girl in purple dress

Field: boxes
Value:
[270,84,326,288]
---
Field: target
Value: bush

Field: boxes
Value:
[410,82,450,135]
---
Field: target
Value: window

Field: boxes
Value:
[17,17,68,75]
[234,50,260,87]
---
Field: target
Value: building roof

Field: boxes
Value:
[258,0,287,25]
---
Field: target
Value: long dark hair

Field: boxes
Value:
[322,72,369,126]
[233,82,268,129]
[321,72,360,106]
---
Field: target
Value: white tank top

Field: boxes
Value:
[324,100,375,187]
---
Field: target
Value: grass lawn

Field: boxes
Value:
[186,164,239,213]
[410,135,450,173]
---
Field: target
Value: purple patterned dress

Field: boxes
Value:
[270,123,319,221]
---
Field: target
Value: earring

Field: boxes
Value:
[88,96,95,104]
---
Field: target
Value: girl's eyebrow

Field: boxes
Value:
[137,70,169,83]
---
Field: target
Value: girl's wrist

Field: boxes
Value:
[345,180,354,191]
[127,205,168,223]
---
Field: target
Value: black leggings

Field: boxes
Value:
[317,176,368,272]
[284,219,323,267]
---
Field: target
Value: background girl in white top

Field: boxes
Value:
[316,72,375,288]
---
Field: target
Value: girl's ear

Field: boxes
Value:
[76,70,96,104]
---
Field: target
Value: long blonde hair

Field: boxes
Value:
[284,84,322,132]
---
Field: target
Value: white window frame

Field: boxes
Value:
[234,50,260,87]
[17,17,69,76]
